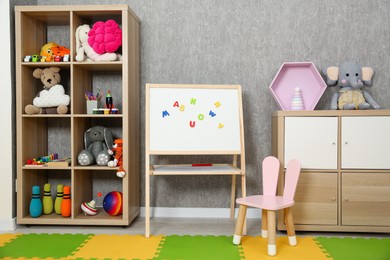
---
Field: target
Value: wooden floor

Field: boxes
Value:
[3,217,389,238]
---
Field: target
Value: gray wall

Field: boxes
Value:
[15,0,390,208]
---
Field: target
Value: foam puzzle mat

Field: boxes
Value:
[0,233,389,259]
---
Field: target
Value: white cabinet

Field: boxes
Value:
[273,110,390,233]
[284,117,338,169]
[341,117,390,169]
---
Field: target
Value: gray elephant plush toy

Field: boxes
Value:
[323,61,380,110]
[77,126,114,166]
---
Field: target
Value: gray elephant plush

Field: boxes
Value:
[77,126,114,166]
[323,61,380,110]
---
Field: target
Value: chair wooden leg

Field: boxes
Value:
[261,209,268,238]
[267,210,276,256]
[233,205,247,245]
[284,207,297,246]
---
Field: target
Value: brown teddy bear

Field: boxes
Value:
[25,67,70,114]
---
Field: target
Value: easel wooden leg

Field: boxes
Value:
[284,207,297,246]
[233,205,247,245]
[267,210,276,256]
[145,171,150,238]
[230,175,236,219]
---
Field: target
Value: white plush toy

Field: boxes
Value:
[75,24,118,62]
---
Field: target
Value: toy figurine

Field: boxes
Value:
[108,139,126,178]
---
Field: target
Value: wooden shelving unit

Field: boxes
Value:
[15,5,140,226]
[272,110,390,233]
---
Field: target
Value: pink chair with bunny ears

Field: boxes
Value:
[233,156,301,256]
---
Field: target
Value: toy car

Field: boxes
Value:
[63,54,70,62]
[54,55,63,62]
[23,55,32,62]
[31,54,41,62]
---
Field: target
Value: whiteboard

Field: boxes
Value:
[146,84,243,153]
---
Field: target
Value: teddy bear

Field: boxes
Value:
[25,67,70,115]
[108,139,126,178]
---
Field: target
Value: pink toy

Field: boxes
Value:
[88,20,122,54]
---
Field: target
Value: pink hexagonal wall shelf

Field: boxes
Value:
[269,62,327,110]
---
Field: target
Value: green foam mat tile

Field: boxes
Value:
[315,237,390,260]
[154,235,241,260]
[0,233,92,259]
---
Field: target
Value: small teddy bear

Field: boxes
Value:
[25,67,70,114]
[108,139,126,178]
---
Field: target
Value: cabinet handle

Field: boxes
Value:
[344,198,349,201]
[332,142,336,145]
[344,141,348,145]
[331,197,336,201]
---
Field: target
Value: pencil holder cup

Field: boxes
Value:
[86,100,98,114]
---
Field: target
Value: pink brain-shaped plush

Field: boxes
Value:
[88,20,122,54]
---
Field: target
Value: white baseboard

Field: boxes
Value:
[0,218,16,231]
[140,207,262,219]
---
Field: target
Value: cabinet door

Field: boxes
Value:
[342,172,390,226]
[284,117,338,169]
[293,172,338,225]
[342,116,390,169]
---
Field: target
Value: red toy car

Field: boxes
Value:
[54,55,63,62]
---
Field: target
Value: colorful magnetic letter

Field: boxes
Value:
[189,121,196,127]
[214,101,221,108]
[162,110,170,117]
[218,123,224,129]
[198,114,204,120]
[190,98,197,105]
[209,110,216,117]
[180,105,185,111]
[173,101,180,107]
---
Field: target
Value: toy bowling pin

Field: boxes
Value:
[43,183,53,214]
[54,184,64,215]
[61,185,71,217]
[29,185,42,218]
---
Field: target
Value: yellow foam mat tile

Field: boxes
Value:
[71,234,164,260]
[241,236,332,260]
[0,233,20,247]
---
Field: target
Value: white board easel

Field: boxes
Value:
[145,84,246,237]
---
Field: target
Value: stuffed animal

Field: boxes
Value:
[88,20,122,54]
[323,61,380,110]
[40,42,58,62]
[77,126,114,166]
[108,139,126,178]
[75,24,118,62]
[25,67,70,114]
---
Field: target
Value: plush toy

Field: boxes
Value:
[25,67,70,114]
[75,24,118,62]
[77,126,114,166]
[40,42,59,62]
[323,61,380,110]
[108,139,126,178]
[88,20,122,54]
